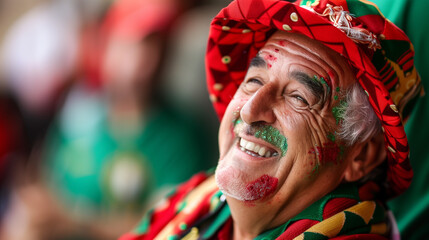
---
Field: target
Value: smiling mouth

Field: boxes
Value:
[239,138,279,158]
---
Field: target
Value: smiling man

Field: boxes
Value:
[120,0,422,239]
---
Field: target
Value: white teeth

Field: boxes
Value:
[240,138,246,147]
[254,145,260,152]
[258,147,266,156]
[239,138,278,158]
[246,141,255,151]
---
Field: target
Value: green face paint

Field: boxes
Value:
[320,77,331,94]
[332,99,348,125]
[234,118,288,156]
[339,145,345,158]
[233,117,242,126]
[309,161,321,177]
[313,75,331,94]
[253,125,288,156]
[334,87,341,101]
[327,132,336,142]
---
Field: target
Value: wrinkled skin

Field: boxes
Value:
[215,31,362,239]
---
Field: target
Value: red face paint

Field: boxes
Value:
[309,142,341,165]
[308,142,343,176]
[328,70,335,84]
[264,54,277,69]
[245,174,278,201]
[264,54,277,62]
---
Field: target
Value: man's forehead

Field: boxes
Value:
[261,32,338,66]
[257,31,355,89]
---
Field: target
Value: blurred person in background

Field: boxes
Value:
[43,0,216,228]
[0,0,94,239]
[0,0,217,239]
[0,0,85,151]
[0,91,25,227]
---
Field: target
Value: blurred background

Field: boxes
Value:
[1,0,428,240]
[0,0,230,239]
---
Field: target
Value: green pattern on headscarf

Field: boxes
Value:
[346,0,381,17]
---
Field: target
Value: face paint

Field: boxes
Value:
[327,132,336,142]
[245,174,278,201]
[264,54,277,69]
[328,70,335,82]
[215,167,278,202]
[313,75,331,94]
[332,100,348,125]
[265,54,277,62]
[233,117,242,126]
[232,108,241,124]
[309,160,321,176]
[234,118,288,156]
[253,125,288,156]
[308,143,340,166]
[334,87,341,100]
[308,142,343,176]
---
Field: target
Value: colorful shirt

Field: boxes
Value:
[120,173,390,240]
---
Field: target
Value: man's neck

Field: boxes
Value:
[226,190,321,239]
[227,196,283,240]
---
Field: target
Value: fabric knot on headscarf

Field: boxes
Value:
[307,4,381,50]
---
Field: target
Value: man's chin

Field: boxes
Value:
[215,165,278,202]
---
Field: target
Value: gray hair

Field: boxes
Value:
[337,82,382,145]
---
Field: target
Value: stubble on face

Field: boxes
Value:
[216,117,287,202]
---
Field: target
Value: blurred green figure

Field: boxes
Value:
[1,0,217,239]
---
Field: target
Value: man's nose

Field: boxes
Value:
[240,85,276,125]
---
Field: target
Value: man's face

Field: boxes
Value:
[215,32,357,205]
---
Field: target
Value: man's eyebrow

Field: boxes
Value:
[249,55,267,68]
[290,71,325,103]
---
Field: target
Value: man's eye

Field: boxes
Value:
[246,78,263,85]
[290,94,309,107]
[242,78,263,92]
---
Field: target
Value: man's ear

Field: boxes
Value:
[343,132,387,182]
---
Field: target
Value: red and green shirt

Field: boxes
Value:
[120,173,390,240]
